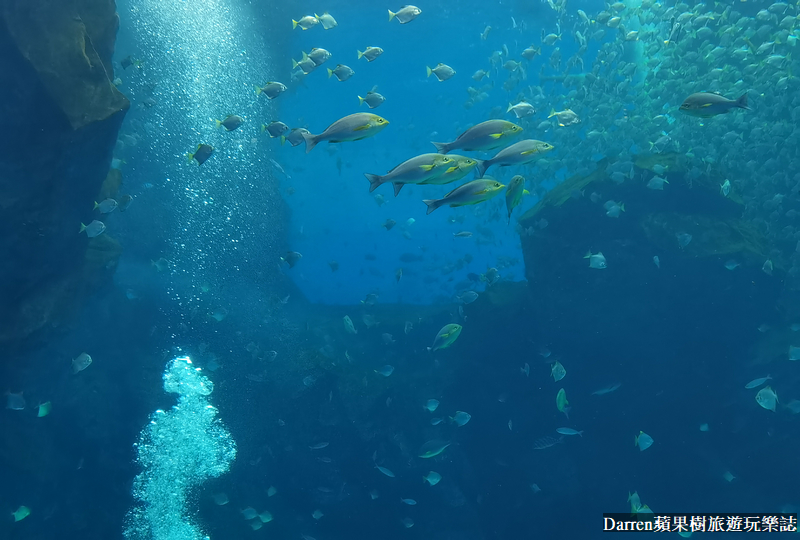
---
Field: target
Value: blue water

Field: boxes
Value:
[3,0,800,539]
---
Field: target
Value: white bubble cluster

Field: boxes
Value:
[124,357,236,540]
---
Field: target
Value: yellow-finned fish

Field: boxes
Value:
[430,324,462,351]
[422,178,505,215]
[418,156,478,186]
[292,15,319,30]
[302,113,389,153]
[432,120,522,154]
[365,153,454,195]
[475,139,554,177]
[505,175,528,224]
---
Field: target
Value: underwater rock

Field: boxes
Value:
[0,0,129,345]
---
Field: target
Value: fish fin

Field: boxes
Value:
[214,120,222,128]
[548,108,556,118]
[583,251,592,258]
[327,68,334,78]
[292,59,299,69]
[353,124,372,131]
[507,102,513,113]
[358,95,365,105]
[475,159,488,178]
[520,149,537,155]
[292,19,298,29]
[426,66,433,77]
[431,141,449,154]
[423,199,441,215]
[280,135,286,145]
[388,9,395,21]
[186,152,195,163]
[620,203,625,211]
[489,133,502,139]
[736,92,749,110]
[93,201,99,210]
[357,50,364,59]
[301,131,318,154]
[365,173,383,193]
[523,189,530,195]
[260,124,266,133]
[419,164,435,171]
[254,85,262,95]
[79,223,86,233]
[393,183,405,197]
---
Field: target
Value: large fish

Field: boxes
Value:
[474,139,554,177]
[679,92,749,118]
[365,153,453,195]
[302,113,389,153]
[431,120,522,154]
[423,178,505,215]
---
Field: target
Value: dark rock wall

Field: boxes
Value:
[0,0,128,345]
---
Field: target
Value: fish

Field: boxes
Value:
[745,375,772,389]
[720,179,731,197]
[343,315,357,334]
[305,48,332,66]
[755,386,778,412]
[72,352,92,374]
[418,439,451,458]
[262,121,289,138]
[548,108,580,126]
[591,383,621,396]
[472,70,490,81]
[424,399,439,412]
[375,464,395,477]
[214,115,243,131]
[556,388,569,414]
[401,518,414,528]
[679,92,749,118]
[5,391,25,410]
[309,442,329,449]
[327,64,355,82]
[432,120,522,154]
[533,435,564,450]
[423,471,442,485]
[302,113,388,153]
[375,365,394,377]
[292,15,319,30]
[312,510,324,520]
[400,498,417,505]
[255,81,287,99]
[187,143,214,165]
[267,486,277,497]
[457,290,478,303]
[212,492,229,505]
[359,91,385,109]
[426,63,456,82]
[647,176,669,190]
[12,506,30,522]
[365,153,454,194]
[118,194,133,212]
[388,5,421,24]
[315,12,337,29]
[241,507,258,520]
[281,251,303,268]
[94,198,118,213]
[417,156,479,186]
[505,175,527,224]
[474,139,554,177]
[507,101,536,118]
[281,128,310,147]
[451,411,471,426]
[556,427,583,437]
[635,431,654,451]
[357,46,383,62]
[584,251,607,269]
[423,178,505,215]
[36,401,52,417]
[551,360,566,381]
[292,56,318,74]
[430,323,462,350]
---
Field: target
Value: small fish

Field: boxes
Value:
[679,92,749,118]
[423,471,442,486]
[584,251,607,269]
[653,256,660,269]
[472,69,490,81]
[12,506,30,522]
[282,127,310,147]
[262,121,289,138]
[375,464,395,477]
[400,498,417,505]
[451,411,471,426]
[720,179,731,197]
[426,63,456,82]
[255,81,287,99]
[187,143,214,165]
[303,375,317,387]
[6,391,25,410]
[327,63,355,82]
[292,15,319,30]
[647,176,669,190]
[315,12,337,29]
[745,376,772,389]
[214,114,243,131]
[80,220,106,238]
[72,352,92,374]
[423,178,505,214]
[521,362,530,377]
[635,431,654,451]
[118,194,133,212]
[375,365,394,377]
[505,175,528,224]
[551,360,566,382]
[267,486,277,497]
[556,427,583,437]
[533,435,564,450]
[281,251,303,268]
[357,46,383,62]
[508,420,513,431]
[432,120,522,154]
[419,439,451,458]
[36,401,52,417]
[548,108,580,126]
[241,507,258,520]
[763,259,774,276]
[591,383,621,396]
[404,321,413,334]
[388,5,421,24]
[309,442,329,450]
[94,198,118,213]
[458,290,479,304]
[755,386,778,411]
[359,91,386,109]
[507,101,536,118]
[424,399,440,412]
[556,388,569,414]
[343,315,357,334]
[430,417,444,425]
[430,323,463,351]
[401,518,414,528]
[312,509,324,520]
[302,113,388,153]
[604,200,625,218]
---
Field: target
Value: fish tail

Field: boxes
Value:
[388,9,395,21]
[392,182,405,197]
[426,66,433,78]
[79,223,86,234]
[357,50,364,60]
[260,124,267,133]
[507,102,513,113]
[423,199,442,215]
[431,141,450,154]
[254,85,262,95]
[302,131,318,154]
[736,92,749,110]
[292,59,299,69]
[365,173,384,193]
[280,135,286,145]
[186,152,195,163]
[292,19,298,29]
[475,159,488,178]
[214,120,222,128]
[327,68,334,78]
[93,201,99,210]
[358,95,365,105]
